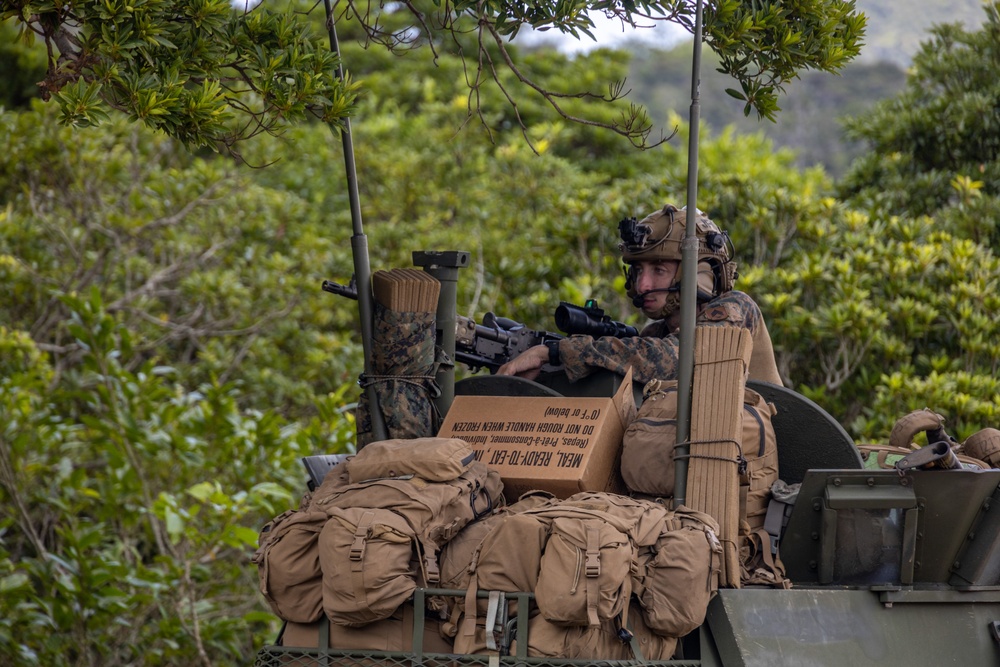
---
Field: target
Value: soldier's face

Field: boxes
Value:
[632,259,680,318]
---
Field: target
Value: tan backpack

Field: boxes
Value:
[440,493,557,654]
[313,454,503,626]
[318,506,420,626]
[252,505,329,623]
[343,437,476,482]
[621,380,778,530]
[252,456,358,624]
[254,438,503,626]
[635,505,722,636]
[522,599,679,661]
[465,492,721,637]
[534,509,635,627]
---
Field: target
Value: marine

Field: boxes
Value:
[498,204,782,385]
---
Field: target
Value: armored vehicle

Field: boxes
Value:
[252,2,1000,661]
[251,246,1000,667]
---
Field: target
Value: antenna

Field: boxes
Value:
[321,0,388,444]
[673,0,704,508]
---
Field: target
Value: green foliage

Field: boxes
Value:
[747,206,1000,440]
[0,293,355,666]
[454,0,866,121]
[1,0,865,151]
[0,101,362,415]
[0,0,358,151]
[702,0,866,120]
[838,1,1000,236]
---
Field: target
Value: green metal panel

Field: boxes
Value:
[706,587,1000,666]
[781,469,1000,585]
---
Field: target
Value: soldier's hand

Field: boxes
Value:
[497,345,549,381]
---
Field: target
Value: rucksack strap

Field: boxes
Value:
[350,510,377,615]
[484,590,502,652]
[462,571,479,639]
[585,523,601,627]
[741,527,791,589]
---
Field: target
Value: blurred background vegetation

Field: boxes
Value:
[1,0,999,664]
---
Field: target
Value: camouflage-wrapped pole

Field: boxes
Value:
[322,0,388,444]
[673,0,704,508]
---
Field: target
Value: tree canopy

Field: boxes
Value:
[1,0,865,152]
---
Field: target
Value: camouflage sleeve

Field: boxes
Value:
[557,291,764,384]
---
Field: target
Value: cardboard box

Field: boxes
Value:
[438,368,636,500]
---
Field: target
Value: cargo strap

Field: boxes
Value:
[359,373,442,398]
[460,572,505,652]
[741,527,791,589]
[763,495,794,555]
[674,438,747,475]
[421,538,441,585]
[461,571,481,640]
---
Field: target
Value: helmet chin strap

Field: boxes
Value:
[631,285,680,309]
[632,284,715,311]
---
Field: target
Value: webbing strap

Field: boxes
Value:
[421,538,441,585]
[753,527,791,589]
[484,590,501,652]
[585,523,600,627]
[350,511,376,615]
[461,571,479,638]
[738,484,749,525]
[350,511,375,561]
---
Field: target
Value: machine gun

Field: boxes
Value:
[323,278,637,375]
[455,299,638,373]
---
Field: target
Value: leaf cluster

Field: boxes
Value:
[1,0,358,153]
[747,207,1000,439]
[0,101,362,414]
[705,0,867,120]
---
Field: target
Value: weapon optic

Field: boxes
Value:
[554,299,638,339]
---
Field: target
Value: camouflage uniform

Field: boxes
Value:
[557,291,778,385]
[356,303,441,447]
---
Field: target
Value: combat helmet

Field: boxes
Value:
[618,204,737,319]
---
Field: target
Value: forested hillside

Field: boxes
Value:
[590,0,984,176]
[856,0,986,66]
[618,0,988,175]
[627,46,907,176]
[2,1,1000,665]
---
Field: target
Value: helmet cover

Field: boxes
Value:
[618,204,737,317]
